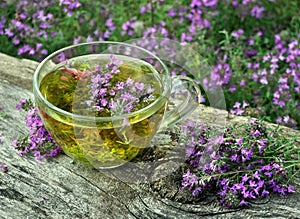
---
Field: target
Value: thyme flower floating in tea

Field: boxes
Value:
[86,55,155,116]
[181,119,300,208]
[39,55,157,117]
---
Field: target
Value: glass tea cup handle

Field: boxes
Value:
[159,76,201,131]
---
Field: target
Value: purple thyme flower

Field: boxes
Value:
[88,55,155,116]
[232,29,244,39]
[253,130,261,137]
[236,138,243,146]
[0,163,8,173]
[121,18,136,36]
[251,5,265,19]
[59,0,81,16]
[16,98,26,110]
[135,82,144,91]
[14,99,62,161]
[105,17,115,31]
[167,8,176,17]
[140,3,151,14]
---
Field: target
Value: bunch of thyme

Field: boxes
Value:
[13,98,62,161]
[181,119,299,208]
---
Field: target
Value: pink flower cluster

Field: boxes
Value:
[88,55,155,115]
[13,99,62,161]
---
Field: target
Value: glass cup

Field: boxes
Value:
[33,42,201,169]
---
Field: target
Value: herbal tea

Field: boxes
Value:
[38,54,166,168]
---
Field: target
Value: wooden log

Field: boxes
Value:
[0,53,38,90]
[0,53,299,219]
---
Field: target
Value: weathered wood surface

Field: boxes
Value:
[0,53,299,219]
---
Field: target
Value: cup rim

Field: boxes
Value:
[33,41,171,122]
